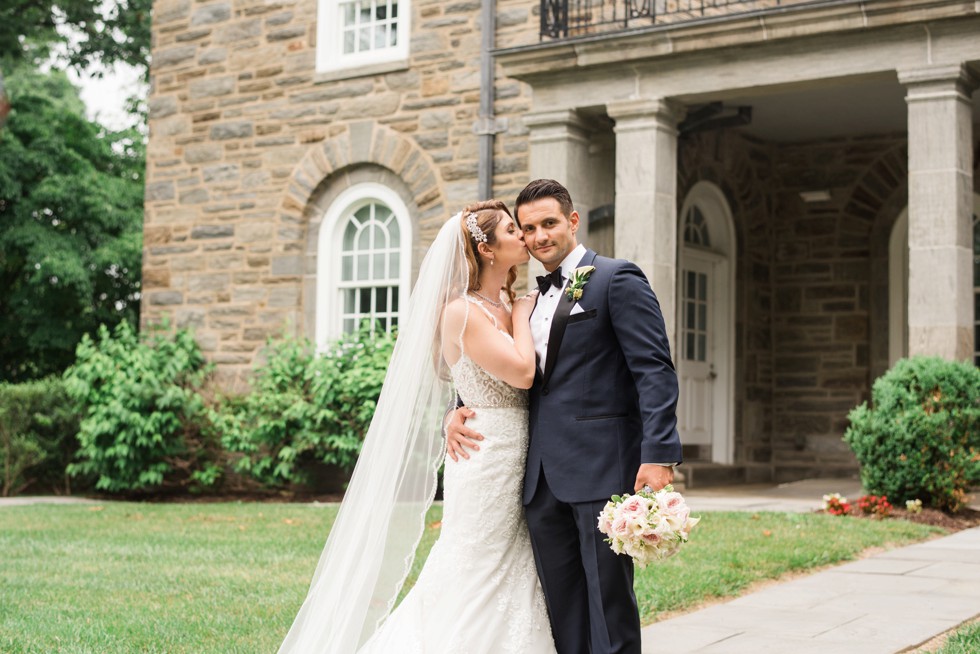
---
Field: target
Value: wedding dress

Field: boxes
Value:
[357,297,555,653]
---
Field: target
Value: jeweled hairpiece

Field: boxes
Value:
[465,213,487,244]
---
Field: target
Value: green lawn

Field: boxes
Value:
[0,503,941,653]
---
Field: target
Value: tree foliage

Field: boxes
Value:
[0,0,151,71]
[0,65,144,381]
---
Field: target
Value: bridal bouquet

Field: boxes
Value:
[596,485,700,567]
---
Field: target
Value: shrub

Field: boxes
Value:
[64,320,218,493]
[0,377,82,496]
[844,357,980,512]
[214,327,395,487]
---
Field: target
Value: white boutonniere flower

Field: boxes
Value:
[565,265,596,301]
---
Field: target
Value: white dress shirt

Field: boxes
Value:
[530,244,586,372]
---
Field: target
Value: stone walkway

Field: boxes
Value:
[642,480,980,653]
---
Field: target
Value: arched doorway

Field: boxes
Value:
[676,182,735,464]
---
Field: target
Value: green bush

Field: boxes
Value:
[64,320,218,494]
[844,357,980,512]
[214,327,395,487]
[0,377,82,496]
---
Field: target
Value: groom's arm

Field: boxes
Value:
[607,262,682,471]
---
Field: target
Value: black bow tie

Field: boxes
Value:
[536,268,563,294]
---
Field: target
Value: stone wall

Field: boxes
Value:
[144,0,539,384]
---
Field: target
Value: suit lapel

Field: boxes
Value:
[541,249,598,389]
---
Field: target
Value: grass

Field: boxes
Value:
[0,503,942,653]
[930,619,980,654]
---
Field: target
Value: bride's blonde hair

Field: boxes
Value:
[459,200,518,303]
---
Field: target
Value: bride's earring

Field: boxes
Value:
[490,257,495,267]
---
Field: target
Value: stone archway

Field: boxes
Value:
[277,122,447,342]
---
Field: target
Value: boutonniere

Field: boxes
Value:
[565,265,595,301]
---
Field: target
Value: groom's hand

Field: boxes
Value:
[634,464,674,492]
[445,407,484,462]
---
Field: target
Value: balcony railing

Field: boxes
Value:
[540,0,813,40]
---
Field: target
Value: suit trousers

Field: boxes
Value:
[524,465,642,654]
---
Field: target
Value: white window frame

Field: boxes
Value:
[316,183,412,349]
[315,0,410,74]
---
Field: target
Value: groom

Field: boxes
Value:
[447,179,682,654]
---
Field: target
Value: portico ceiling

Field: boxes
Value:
[689,74,980,143]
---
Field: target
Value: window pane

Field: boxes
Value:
[360,287,372,314]
[341,254,353,281]
[357,254,369,280]
[389,251,400,277]
[376,3,387,19]
[698,273,707,301]
[392,1,398,18]
[343,318,355,334]
[687,271,696,299]
[698,303,707,331]
[344,289,355,313]
[359,27,371,51]
[376,288,388,312]
[359,3,371,23]
[343,2,355,25]
[389,220,400,247]
[685,333,695,360]
[343,221,357,250]
[390,22,397,46]
[374,252,386,280]
[372,224,387,249]
[357,227,370,250]
[392,286,399,312]
[343,30,355,54]
[686,301,694,330]
[374,25,386,49]
[698,334,707,361]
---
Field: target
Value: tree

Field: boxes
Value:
[0,0,151,71]
[0,65,144,382]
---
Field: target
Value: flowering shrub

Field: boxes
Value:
[905,499,923,514]
[854,494,892,519]
[822,493,850,516]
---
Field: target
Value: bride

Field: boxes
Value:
[277,201,557,653]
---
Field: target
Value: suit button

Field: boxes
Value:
[542,388,549,395]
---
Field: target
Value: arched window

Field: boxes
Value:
[317,183,411,348]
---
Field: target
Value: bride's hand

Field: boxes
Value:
[512,290,538,322]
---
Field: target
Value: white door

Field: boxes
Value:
[677,254,714,447]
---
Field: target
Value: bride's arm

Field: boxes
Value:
[462,295,537,390]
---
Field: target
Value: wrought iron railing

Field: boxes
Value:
[541,0,811,40]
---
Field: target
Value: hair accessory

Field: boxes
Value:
[465,213,487,244]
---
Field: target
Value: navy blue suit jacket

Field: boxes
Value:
[523,249,682,505]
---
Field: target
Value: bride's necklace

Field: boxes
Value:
[470,290,504,308]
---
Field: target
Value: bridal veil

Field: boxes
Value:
[277,213,470,653]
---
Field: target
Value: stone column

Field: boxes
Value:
[523,109,593,284]
[607,98,684,348]
[898,64,977,361]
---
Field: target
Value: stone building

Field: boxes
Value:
[144,0,980,484]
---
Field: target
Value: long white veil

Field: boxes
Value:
[277,213,468,654]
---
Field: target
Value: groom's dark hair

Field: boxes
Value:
[514,179,574,222]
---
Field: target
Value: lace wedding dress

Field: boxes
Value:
[358,297,556,654]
